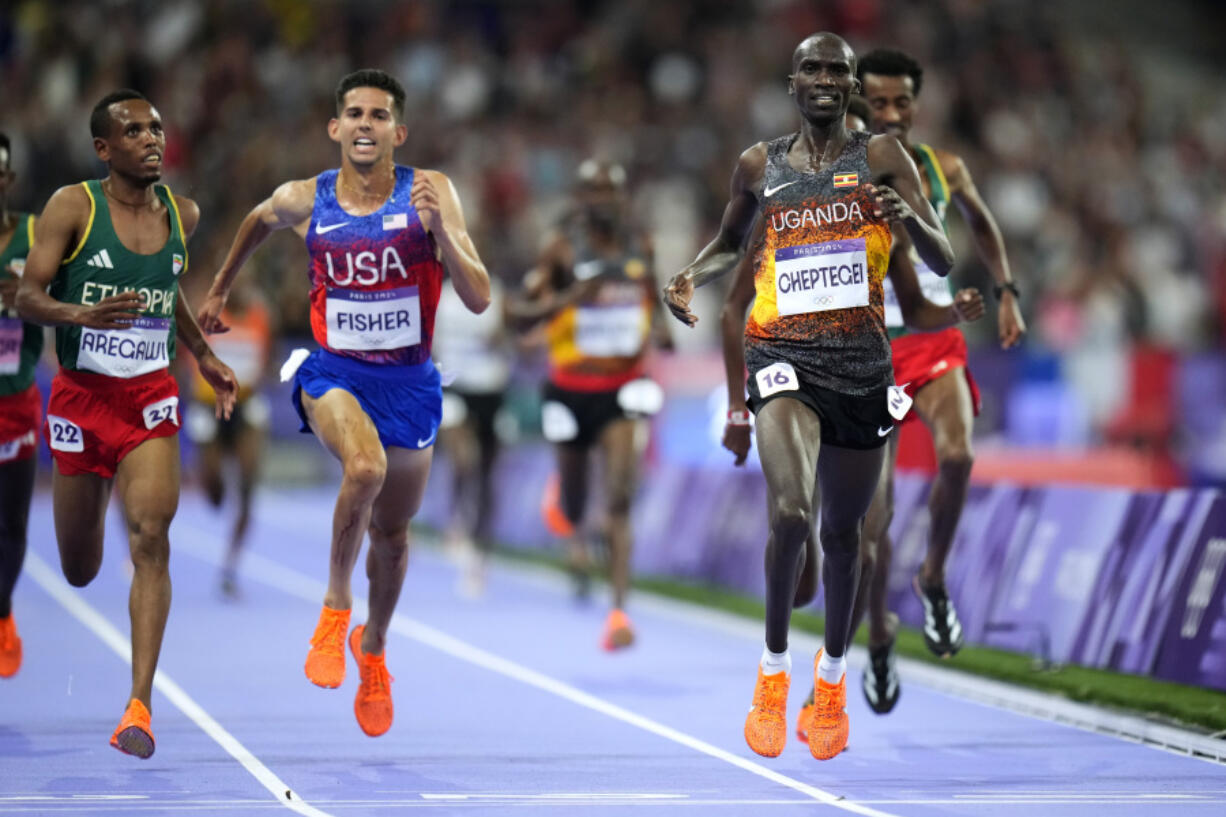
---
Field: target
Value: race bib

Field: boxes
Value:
[887,383,913,421]
[755,361,799,398]
[326,286,421,351]
[78,317,171,378]
[47,415,85,453]
[0,317,22,375]
[142,396,180,430]
[575,305,646,357]
[883,254,954,328]
[774,238,869,316]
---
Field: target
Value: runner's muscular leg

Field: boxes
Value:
[599,417,639,610]
[912,370,975,586]
[114,434,181,710]
[790,481,821,609]
[0,457,37,617]
[816,442,886,658]
[362,445,432,655]
[853,432,899,646]
[755,398,821,654]
[199,438,224,508]
[229,421,264,564]
[301,388,386,611]
[52,464,112,587]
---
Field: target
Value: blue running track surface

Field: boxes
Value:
[1,487,1223,816]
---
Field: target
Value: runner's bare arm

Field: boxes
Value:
[15,185,143,328]
[889,229,983,330]
[664,144,766,327]
[505,235,596,330]
[943,154,1026,348]
[719,245,757,467]
[414,170,490,314]
[175,287,237,420]
[866,135,954,276]
[198,178,315,333]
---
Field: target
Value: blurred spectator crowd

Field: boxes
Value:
[3,0,1226,474]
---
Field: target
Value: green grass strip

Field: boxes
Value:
[494,542,1226,734]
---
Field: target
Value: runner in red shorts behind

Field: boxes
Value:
[16,91,236,759]
[0,132,43,680]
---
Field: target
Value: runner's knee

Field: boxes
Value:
[343,450,387,494]
[368,519,409,553]
[936,443,973,480]
[769,497,811,548]
[128,518,171,570]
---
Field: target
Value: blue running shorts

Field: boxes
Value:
[291,348,442,450]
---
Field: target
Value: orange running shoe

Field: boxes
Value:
[305,605,350,688]
[541,473,575,538]
[349,625,394,737]
[0,615,21,678]
[601,609,635,651]
[744,667,789,757]
[110,698,155,759]
[808,650,849,760]
[795,687,814,743]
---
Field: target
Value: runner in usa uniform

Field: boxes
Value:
[510,159,671,650]
[664,33,953,760]
[185,277,273,599]
[198,70,491,738]
[837,49,1027,717]
[0,133,43,679]
[16,91,237,758]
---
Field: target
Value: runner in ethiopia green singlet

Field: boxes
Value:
[881,143,950,338]
[51,180,186,377]
[0,213,41,395]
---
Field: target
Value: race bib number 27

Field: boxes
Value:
[755,361,799,398]
[142,396,180,430]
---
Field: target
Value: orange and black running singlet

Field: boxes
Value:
[745,130,892,396]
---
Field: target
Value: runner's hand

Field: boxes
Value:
[410,173,442,234]
[76,291,144,329]
[952,288,985,323]
[197,350,238,420]
[663,272,697,327]
[998,293,1026,349]
[866,183,916,224]
[196,290,230,334]
[722,421,752,466]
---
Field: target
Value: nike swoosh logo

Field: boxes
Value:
[763,181,797,198]
[417,430,437,448]
[877,426,893,437]
[314,222,349,235]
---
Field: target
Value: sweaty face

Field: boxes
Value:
[98,100,165,182]
[332,87,404,166]
[789,39,857,123]
[862,73,915,141]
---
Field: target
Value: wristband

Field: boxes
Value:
[726,408,751,426]
[993,281,1020,300]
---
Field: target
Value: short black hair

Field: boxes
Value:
[90,89,149,138]
[846,95,872,127]
[0,132,10,168]
[335,69,406,122]
[857,49,924,97]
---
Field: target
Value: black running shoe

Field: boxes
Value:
[861,637,901,714]
[913,575,964,657]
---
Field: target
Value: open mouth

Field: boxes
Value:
[353,138,377,152]
[142,152,162,166]
[811,93,838,108]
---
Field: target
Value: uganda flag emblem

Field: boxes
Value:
[833,172,858,188]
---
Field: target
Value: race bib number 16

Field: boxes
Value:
[756,361,799,398]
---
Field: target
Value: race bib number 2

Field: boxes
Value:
[755,361,799,398]
[47,415,85,453]
[142,396,180,430]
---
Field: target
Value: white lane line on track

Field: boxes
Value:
[24,553,336,817]
[172,524,904,817]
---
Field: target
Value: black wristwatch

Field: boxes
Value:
[993,281,1020,300]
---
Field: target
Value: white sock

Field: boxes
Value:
[817,650,846,685]
[760,646,791,677]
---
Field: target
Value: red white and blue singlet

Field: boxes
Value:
[305,165,443,366]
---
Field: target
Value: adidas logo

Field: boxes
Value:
[85,249,115,269]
